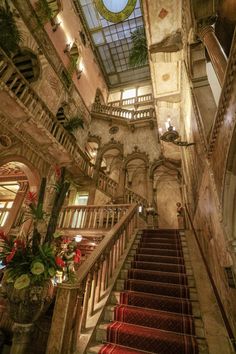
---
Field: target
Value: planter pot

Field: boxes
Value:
[4,280,54,324]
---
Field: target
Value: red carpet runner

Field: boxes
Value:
[99,229,199,354]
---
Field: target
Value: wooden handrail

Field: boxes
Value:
[185,204,236,350]
[58,204,129,229]
[46,204,138,354]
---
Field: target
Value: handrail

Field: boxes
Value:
[107,93,153,107]
[92,103,155,121]
[97,172,118,197]
[185,204,236,350]
[46,204,138,354]
[58,204,130,229]
[0,49,93,178]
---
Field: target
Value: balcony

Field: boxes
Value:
[0,50,93,178]
[107,93,154,108]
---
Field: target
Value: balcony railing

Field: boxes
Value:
[107,93,153,107]
[97,172,118,197]
[0,50,93,178]
[92,103,155,121]
[58,204,130,230]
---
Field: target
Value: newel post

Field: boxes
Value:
[46,283,84,354]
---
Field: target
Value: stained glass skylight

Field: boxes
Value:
[73,0,150,87]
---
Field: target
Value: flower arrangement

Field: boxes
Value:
[0,166,80,290]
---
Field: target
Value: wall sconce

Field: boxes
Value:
[77,69,83,80]
[64,43,71,53]
[52,21,61,32]
[159,119,195,147]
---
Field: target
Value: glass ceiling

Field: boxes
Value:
[74,0,150,87]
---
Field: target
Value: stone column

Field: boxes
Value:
[10,323,34,354]
[115,167,126,203]
[198,18,227,86]
[87,152,103,205]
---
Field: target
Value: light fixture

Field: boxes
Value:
[64,43,71,53]
[159,119,195,147]
[74,234,83,243]
[77,69,83,80]
[52,20,61,32]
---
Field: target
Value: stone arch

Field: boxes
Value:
[0,155,40,192]
[123,151,149,169]
[99,140,123,158]
[150,158,181,179]
[12,48,41,83]
[151,159,182,229]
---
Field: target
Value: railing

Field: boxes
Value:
[46,204,138,354]
[92,103,155,121]
[124,188,148,219]
[58,204,130,230]
[0,50,93,178]
[107,93,153,107]
[97,172,118,197]
[185,204,236,351]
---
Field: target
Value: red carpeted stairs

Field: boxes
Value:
[97,229,199,354]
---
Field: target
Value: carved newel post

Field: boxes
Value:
[197,17,227,86]
[176,202,185,229]
[11,324,34,354]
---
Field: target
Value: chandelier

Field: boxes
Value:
[159,119,195,147]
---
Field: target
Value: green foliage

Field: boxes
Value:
[35,0,53,24]
[0,0,22,55]
[64,116,84,133]
[129,27,148,67]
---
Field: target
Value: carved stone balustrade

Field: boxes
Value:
[97,172,118,198]
[107,93,154,107]
[91,103,156,126]
[0,50,93,179]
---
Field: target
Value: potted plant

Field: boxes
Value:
[0,0,22,55]
[64,115,84,133]
[129,27,148,67]
[0,167,72,322]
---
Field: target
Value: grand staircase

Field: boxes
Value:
[88,229,208,354]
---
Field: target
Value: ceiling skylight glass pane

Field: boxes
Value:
[92,31,105,45]
[77,0,150,86]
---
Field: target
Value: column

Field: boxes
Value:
[198,18,227,86]
[115,167,126,203]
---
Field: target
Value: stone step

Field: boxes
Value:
[110,291,201,316]
[103,304,205,338]
[95,323,208,354]
[119,269,195,287]
[122,260,194,275]
[115,277,197,295]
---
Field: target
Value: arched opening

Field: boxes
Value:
[12,49,40,83]
[125,158,147,198]
[56,106,68,126]
[0,159,40,234]
[102,148,123,183]
[153,164,182,229]
[94,89,105,105]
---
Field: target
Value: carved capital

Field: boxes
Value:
[197,15,217,39]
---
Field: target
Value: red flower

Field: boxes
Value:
[55,256,65,268]
[0,231,7,241]
[25,191,37,205]
[6,248,16,263]
[54,165,61,180]
[74,249,81,263]
[14,239,25,249]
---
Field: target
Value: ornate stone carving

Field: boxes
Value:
[149,30,183,54]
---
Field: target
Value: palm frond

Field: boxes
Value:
[64,116,84,133]
[129,27,148,67]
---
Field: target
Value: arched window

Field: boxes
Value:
[12,49,40,83]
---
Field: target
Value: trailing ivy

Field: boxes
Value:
[64,116,84,133]
[0,0,21,55]
[35,0,53,25]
